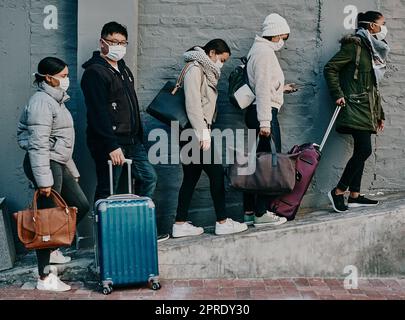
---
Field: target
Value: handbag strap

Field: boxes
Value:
[32,189,69,219]
[171,62,204,95]
[241,56,253,91]
[255,135,278,167]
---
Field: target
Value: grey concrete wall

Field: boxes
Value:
[137,0,405,235]
[0,198,16,271]
[158,197,405,279]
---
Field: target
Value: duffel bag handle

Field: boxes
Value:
[254,135,278,167]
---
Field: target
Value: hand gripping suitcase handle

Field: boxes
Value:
[319,105,342,152]
[108,159,133,196]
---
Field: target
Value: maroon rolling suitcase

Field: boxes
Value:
[269,106,342,220]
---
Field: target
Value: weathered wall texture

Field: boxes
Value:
[0,0,404,243]
[137,0,405,234]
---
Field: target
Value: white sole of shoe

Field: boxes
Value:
[36,285,71,292]
[328,191,347,213]
[157,235,170,243]
[49,259,72,264]
[215,226,248,236]
[253,220,287,227]
[348,202,379,208]
[172,231,204,238]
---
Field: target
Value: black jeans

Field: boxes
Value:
[243,106,282,216]
[337,129,372,193]
[23,154,90,277]
[88,138,158,203]
[176,135,227,222]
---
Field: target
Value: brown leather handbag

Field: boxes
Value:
[13,190,77,250]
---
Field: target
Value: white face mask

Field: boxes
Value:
[374,25,388,41]
[215,56,224,69]
[52,76,70,92]
[102,39,127,61]
[272,38,285,51]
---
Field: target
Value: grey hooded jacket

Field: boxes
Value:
[17,82,79,188]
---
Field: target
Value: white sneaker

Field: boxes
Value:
[36,273,71,292]
[215,218,248,236]
[172,222,204,238]
[254,211,287,227]
[50,249,72,264]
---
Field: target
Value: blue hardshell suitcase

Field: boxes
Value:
[94,159,161,295]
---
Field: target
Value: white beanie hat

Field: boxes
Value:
[262,13,290,37]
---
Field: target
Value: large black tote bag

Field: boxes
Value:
[146,62,202,130]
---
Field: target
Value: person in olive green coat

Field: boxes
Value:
[324,11,390,213]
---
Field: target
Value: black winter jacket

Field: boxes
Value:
[81,51,143,154]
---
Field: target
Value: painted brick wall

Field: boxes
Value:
[373,0,405,191]
[137,0,405,234]
[29,0,78,117]
[138,0,322,233]
[1,0,404,242]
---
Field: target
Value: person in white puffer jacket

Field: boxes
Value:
[243,13,298,227]
[17,57,89,292]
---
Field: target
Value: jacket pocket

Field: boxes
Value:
[51,138,70,160]
[345,92,373,128]
[347,92,368,100]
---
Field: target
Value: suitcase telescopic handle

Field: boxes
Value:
[108,159,133,196]
[319,105,342,152]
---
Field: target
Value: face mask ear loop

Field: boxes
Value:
[34,72,47,77]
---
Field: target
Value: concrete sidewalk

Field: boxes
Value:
[1,278,405,300]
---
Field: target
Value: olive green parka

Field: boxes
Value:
[324,35,385,133]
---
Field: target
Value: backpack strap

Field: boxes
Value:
[354,44,362,80]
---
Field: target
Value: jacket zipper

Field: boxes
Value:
[122,69,137,140]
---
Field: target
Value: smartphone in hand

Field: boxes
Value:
[284,83,301,94]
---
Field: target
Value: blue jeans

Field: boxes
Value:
[90,139,158,202]
[243,106,282,216]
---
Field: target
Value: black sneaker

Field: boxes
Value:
[157,234,170,243]
[328,188,348,213]
[348,195,379,208]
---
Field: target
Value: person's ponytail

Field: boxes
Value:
[357,12,368,29]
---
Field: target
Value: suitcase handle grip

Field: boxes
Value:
[107,194,140,200]
[108,159,133,196]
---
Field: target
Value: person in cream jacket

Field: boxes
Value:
[172,39,248,238]
[244,13,297,227]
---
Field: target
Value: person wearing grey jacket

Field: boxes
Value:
[17,57,89,292]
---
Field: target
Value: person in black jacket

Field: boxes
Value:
[81,22,169,241]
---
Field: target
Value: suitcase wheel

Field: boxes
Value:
[101,280,114,295]
[148,279,161,291]
[102,285,113,295]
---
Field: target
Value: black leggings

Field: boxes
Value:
[176,137,227,222]
[337,130,372,193]
[23,154,90,277]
